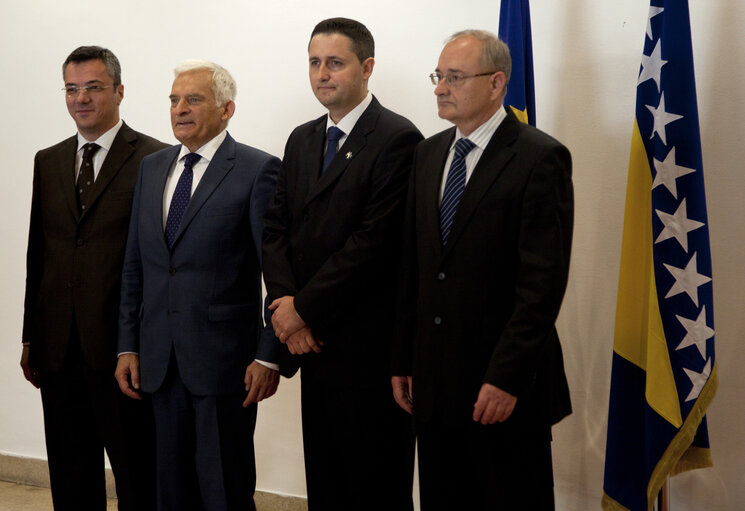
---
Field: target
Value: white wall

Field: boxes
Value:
[1,0,743,508]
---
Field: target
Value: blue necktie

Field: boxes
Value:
[165,153,201,248]
[440,138,476,244]
[322,126,345,173]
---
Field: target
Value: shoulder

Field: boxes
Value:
[120,123,170,153]
[35,135,76,163]
[419,127,456,150]
[232,139,281,167]
[286,114,326,142]
[512,120,567,152]
[368,98,421,137]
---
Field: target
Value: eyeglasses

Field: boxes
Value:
[429,72,496,86]
[62,85,115,96]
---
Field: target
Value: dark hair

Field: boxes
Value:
[62,46,121,85]
[309,18,374,63]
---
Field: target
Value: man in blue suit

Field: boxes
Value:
[115,60,281,511]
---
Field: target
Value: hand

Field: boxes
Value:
[243,361,280,406]
[392,375,413,415]
[20,345,40,388]
[472,383,517,425]
[115,353,142,400]
[285,326,323,355]
[268,296,305,342]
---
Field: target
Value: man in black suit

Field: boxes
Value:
[392,30,574,510]
[20,46,167,510]
[262,17,422,511]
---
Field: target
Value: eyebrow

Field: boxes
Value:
[64,79,106,87]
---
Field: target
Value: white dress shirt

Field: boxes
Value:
[75,119,123,180]
[324,92,373,155]
[439,107,507,202]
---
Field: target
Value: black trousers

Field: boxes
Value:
[416,411,555,511]
[150,356,257,511]
[300,375,415,511]
[39,330,156,511]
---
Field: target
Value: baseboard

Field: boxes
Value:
[0,453,307,510]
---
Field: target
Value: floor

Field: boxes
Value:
[0,480,307,511]
[0,480,117,510]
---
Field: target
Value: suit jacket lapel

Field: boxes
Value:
[299,118,326,206]
[79,123,137,221]
[442,110,519,258]
[153,147,179,253]
[171,134,236,247]
[57,137,80,222]
[303,99,380,208]
[424,128,456,261]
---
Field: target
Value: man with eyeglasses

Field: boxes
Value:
[20,45,167,510]
[262,17,422,510]
[392,30,573,510]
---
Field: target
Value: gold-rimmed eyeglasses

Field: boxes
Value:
[429,72,496,87]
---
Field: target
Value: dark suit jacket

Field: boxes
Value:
[23,123,168,372]
[118,133,280,396]
[392,108,573,427]
[263,96,423,385]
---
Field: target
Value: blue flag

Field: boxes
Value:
[603,2,717,510]
[498,0,536,125]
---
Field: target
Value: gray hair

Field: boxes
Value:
[448,30,512,85]
[173,60,237,106]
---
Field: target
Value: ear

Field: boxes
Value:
[491,71,507,101]
[116,83,124,105]
[361,57,375,80]
[222,100,236,121]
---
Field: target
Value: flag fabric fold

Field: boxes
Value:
[498,0,536,125]
[603,2,717,510]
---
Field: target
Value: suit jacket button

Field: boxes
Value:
[76,239,85,247]
[169,267,176,275]
[434,316,442,325]
[437,272,445,281]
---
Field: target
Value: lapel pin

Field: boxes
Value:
[346,152,353,159]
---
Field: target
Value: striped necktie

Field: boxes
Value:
[439,137,475,244]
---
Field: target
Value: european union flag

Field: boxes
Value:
[603,2,718,510]
[498,0,535,126]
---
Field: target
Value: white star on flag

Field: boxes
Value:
[638,39,667,92]
[683,358,711,402]
[652,147,696,199]
[676,306,714,359]
[646,92,684,146]
[655,198,705,252]
[646,6,664,39]
[663,251,712,307]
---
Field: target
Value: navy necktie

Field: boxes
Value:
[77,143,100,213]
[165,153,201,248]
[439,138,476,244]
[322,126,345,173]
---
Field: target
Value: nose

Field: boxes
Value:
[434,79,449,96]
[317,62,331,80]
[173,98,190,114]
[76,89,92,102]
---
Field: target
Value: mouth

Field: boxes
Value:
[174,121,195,128]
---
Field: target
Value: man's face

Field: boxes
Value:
[64,59,123,140]
[434,36,504,133]
[170,69,234,153]
[308,33,373,122]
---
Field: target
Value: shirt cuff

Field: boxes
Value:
[255,359,279,371]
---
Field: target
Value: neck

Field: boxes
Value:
[457,104,501,137]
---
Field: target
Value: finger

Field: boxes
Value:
[268,299,280,310]
[482,400,499,425]
[472,397,487,422]
[131,363,141,390]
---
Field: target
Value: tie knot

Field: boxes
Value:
[327,126,344,143]
[454,138,475,158]
[184,153,201,170]
[83,143,100,158]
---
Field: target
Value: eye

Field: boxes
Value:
[86,85,104,93]
[169,97,179,107]
[329,60,344,70]
[309,59,320,67]
[448,74,463,85]
[187,97,201,105]
[65,87,79,96]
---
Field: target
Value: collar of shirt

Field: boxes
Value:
[75,119,123,179]
[163,130,228,226]
[439,106,508,201]
[325,92,372,150]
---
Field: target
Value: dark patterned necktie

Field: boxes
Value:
[165,153,201,248]
[322,126,345,173]
[77,143,100,213]
[439,138,476,244]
